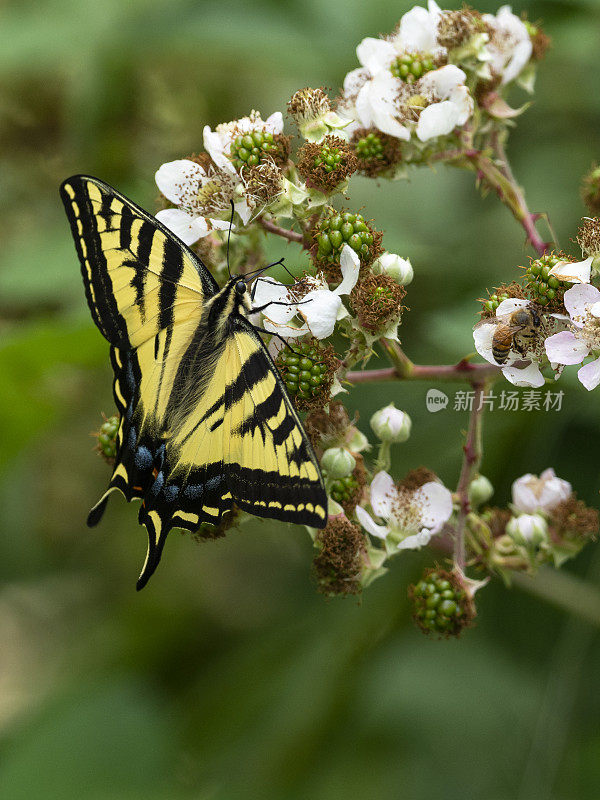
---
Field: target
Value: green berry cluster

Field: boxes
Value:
[313,141,344,172]
[230,130,277,171]
[316,212,374,260]
[328,474,359,505]
[409,569,472,637]
[278,341,328,402]
[390,53,437,83]
[96,415,119,462]
[355,132,386,163]
[482,292,509,314]
[524,252,571,307]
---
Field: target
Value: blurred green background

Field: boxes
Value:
[2,0,600,798]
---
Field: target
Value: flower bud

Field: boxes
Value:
[506,513,548,548]
[511,468,571,514]
[370,403,411,443]
[321,447,356,479]
[371,252,414,285]
[468,474,494,507]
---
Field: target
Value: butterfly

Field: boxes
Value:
[60,175,327,589]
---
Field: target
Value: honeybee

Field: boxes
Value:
[478,305,544,365]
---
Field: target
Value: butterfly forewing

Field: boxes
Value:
[60,175,216,347]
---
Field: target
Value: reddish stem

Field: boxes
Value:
[259,218,305,246]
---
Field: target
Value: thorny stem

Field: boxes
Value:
[453,382,487,570]
[466,148,550,257]
[258,217,306,246]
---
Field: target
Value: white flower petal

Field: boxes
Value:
[343,67,369,97]
[370,471,396,519]
[154,208,208,245]
[261,319,310,338]
[564,282,600,326]
[397,5,439,51]
[544,331,589,365]
[356,37,396,74]
[355,81,375,128]
[336,245,360,295]
[203,126,237,176]
[397,529,433,551]
[549,257,593,285]
[368,73,411,140]
[420,64,466,99]
[502,361,545,388]
[496,297,530,315]
[265,111,284,134]
[502,38,533,85]
[578,357,600,391]
[416,100,461,142]
[300,289,341,339]
[414,482,453,532]
[355,505,390,540]
[155,159,206,205]
[253,278,297,325]
[234,198,252,225]
[209,218,234,231]
[473,319,497,365]
[449,85,474,125]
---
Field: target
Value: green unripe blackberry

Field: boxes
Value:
[230,130,278,171]
[276,339,335,410]
[329,475,359,504]
[523,252,572,309]
[390,53,437,84]
[94,414,119,463]
[408,568,475,637]
[355,131,385,162]
[313,141,343,172]
[482,292,509,314]
[314,209,381,277]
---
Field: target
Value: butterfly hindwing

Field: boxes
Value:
[60,175,217,347]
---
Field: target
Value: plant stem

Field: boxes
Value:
[466,148,549,257]
[259,217,305,246]
[453,382,486,570]
[346,361,501,384]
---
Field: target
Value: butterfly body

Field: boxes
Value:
[60,175,327,588]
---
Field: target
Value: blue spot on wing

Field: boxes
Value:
[164,485,180,502]
[134,446,153,470]
[184,484,204,500]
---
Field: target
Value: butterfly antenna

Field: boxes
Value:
[226,200,234,278]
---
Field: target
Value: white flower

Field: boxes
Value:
[473,298,546,387]
[506,513,548,547]
[154,159,236,245]
[482,5,533,86]
[549,257,594,285]
[339,3,473,143]
[512,468,572,514]
[203,110,283,178]
[370,403,412,443]
[372,251,414,285]
[355,470,453,550]
[544,283,600,390]
[252,244,360,340]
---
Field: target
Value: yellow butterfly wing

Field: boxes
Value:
[61,176,327,590]
[60,175,214,347]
